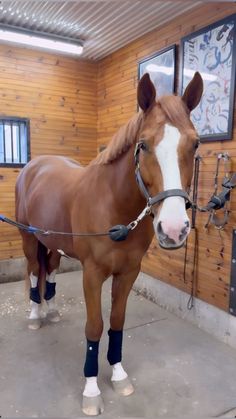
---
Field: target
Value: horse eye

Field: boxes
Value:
[194,138,200,150]
[140,140,149,152]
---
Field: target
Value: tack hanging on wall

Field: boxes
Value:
[229,229,236,316]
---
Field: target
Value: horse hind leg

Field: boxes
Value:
[21,233,47,330]
[45,250,61,323]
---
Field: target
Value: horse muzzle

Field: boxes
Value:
[155,220,190,250]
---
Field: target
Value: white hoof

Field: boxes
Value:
[28,318,41,330]
[47,309,61,323]
[112,377,134,396]
[82,395,104,416]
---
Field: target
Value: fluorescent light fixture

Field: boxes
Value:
[146,64,174,76]
[0,25,83,56]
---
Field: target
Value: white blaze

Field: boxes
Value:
[154,123,189,233]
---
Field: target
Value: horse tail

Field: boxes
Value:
[37,241,48,300]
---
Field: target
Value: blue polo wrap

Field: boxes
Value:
[44,281,56,301]
[107,329,123,365]
[30,286,41,304]
[84,339,99,377]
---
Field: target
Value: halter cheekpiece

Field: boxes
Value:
[134,140,193,209]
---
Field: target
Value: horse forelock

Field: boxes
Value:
[90,112,144,165]
[158,95,192,131]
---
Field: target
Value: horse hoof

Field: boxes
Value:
[82,395,104,416]
[112,377,134,396]
[28,318,41,330]
[47,309,61,323]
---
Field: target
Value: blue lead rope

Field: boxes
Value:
[0,214,43,234]
[0,214,131,241]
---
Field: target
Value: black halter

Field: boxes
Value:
[134,141,193,209]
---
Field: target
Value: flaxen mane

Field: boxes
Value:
[91,112,143,166]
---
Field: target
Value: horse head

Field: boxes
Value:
[137,71,203,249]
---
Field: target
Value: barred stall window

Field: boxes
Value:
[0,117,30,167]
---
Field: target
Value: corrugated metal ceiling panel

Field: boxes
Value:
[0,1,203,60]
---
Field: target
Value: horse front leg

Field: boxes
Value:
[108,267,140,396]
[82,267,104,416]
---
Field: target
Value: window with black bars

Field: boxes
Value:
[0,117,30,167]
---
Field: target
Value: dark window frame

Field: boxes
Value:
[0,116,30,168]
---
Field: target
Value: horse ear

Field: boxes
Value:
[182,72,203,112]
[137,73,156,112]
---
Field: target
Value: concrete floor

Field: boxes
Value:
[1,271,236,418]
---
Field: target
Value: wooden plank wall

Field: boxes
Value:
[1,2,236,313]
[97,2,236,312]
[0,46,97,260]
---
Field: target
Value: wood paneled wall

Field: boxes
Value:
[1,2,236,313]
[0,46,97,260]
[97,2,236,312]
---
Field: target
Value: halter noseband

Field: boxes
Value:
[134,141,192,210]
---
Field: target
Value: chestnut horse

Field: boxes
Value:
[15,72,203,416]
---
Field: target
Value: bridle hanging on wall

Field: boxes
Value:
[204,153,234,230]
[185,151,236,310]
[193,152,236,230]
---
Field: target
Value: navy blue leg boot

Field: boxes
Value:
[107,329,123,365]
[84,339,99,377]
[30,286,41,305]
[44,281,56,301]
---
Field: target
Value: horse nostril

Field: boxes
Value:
[180,221,190,235]
[157,221,167,239]
[181,225,188,235]
[157,221,176,246]
[179,222,190,241]
[157,221,163,235]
